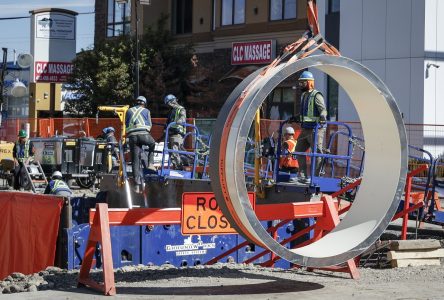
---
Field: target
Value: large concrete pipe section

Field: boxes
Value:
[209,55,407,267]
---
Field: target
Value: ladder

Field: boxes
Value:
[22,161,48,193]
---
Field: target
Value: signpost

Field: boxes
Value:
[29,8,78,127]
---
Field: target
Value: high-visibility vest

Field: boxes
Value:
[126,107,151,134]
[169,107,185,135]
[279,139,299,168]
[15,140,32,163]
[51,179,71,195]
[300,89,321,123]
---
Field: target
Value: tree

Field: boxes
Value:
[65,16,193,117]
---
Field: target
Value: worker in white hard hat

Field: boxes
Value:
[164,94,187,169]
[279,126,299,175]
[291,71,327,184]
[125,95,156,193]
[44,171,72,197]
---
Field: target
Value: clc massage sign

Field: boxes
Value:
[231,40,276,65]
[34,61,74,83]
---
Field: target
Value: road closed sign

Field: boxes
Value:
[181,192,255,235]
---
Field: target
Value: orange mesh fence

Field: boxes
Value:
[51,118,90,138]
[2,118,443,159]
[0,118,41,142]
[86,118,123,140]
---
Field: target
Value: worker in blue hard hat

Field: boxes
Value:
[291,70,327,184]
[104,126,119,169]
[164,94,187,169]
[125,95,155,193]
[44,171,72,197]
[12,129,35,190]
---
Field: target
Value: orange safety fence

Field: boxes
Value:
[0,192,64,279]
[0,118,195,142]
[1,118,444,158]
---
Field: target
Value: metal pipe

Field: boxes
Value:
[209,55,408,267]
[254,110,264,197]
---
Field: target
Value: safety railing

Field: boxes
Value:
[159,122,201,179]
[272,121,358,188]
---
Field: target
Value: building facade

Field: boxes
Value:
[95,0,315,119]
[95,0,443,155]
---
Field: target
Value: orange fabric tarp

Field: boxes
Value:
[0,192,64,279]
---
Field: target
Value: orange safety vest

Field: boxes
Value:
[279,139,299,169]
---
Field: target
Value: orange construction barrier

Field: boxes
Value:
[78,196,360,295]
[0,192,64,279]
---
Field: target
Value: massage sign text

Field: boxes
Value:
[231,40,276,65]
[34,61,74,83]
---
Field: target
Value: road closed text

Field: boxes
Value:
[181,192,255,235]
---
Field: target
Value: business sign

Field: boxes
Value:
[30,9,77,83]
[34,61,74,83]
[165,238,216,256]
[181,192,255,235]
[36,13,75,40]
[231,40,276,65]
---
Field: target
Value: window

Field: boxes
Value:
[107,0,131,37]
[221,0,245,26]
[173,0,193,35]
[270,0,296,21]
[266,87,296,120]
[328,0,340,14]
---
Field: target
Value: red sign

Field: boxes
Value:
[34,61,74,83]
[181,192,255,235]
[231,40,275,65]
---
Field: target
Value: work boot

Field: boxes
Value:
[132,184,142,194]
[298,177,311,184]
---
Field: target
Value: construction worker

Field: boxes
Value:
[293,71,327,184]
[164,94,187,169]
[104,127,119,168]
[125,96,155,193]
[12,129,35,190]
[279,126,299,175]
[44,171,72,197]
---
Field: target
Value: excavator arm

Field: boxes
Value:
[96,105,129,143]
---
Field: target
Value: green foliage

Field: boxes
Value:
[65,15,193,116]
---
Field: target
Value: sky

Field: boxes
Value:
[0,0,95,61]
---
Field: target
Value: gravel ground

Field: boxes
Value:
[1,262,444,299]
[1,187,443,299]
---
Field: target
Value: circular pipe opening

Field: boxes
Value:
[209,55,407,267]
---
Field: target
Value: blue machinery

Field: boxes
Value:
[64,115,443,271]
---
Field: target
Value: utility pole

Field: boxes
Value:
[117,0,150,98]
[0,48,7,123]
[135,0,140,98]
